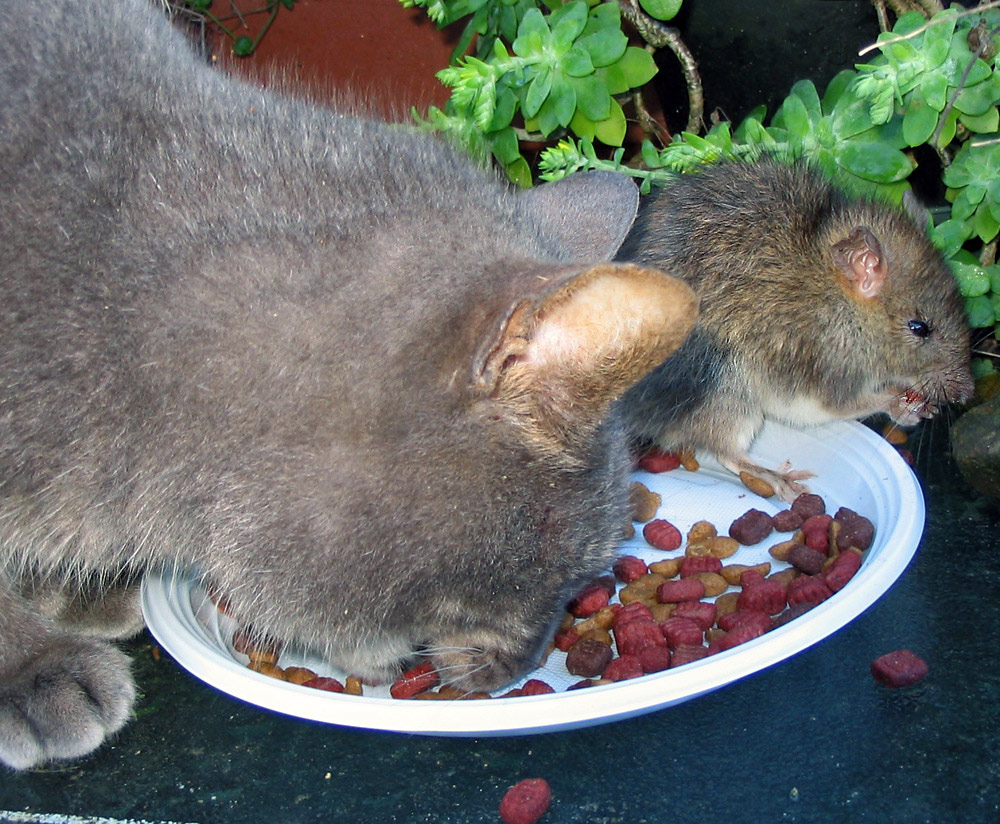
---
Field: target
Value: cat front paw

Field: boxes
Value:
[0,636,135,770]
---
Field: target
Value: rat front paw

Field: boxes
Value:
[723,457,814,503]
[0,635,136,770]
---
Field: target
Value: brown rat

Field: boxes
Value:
[616,159,974,500]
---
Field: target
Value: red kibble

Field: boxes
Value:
[786,574,833,606]
[567,583,611,618]
[613,618,666,656]
[771,601,818,628]
[717,609,773,634]
[679,556,723,577]
[518,678,556,696]
[553,626,581,652]
[613,554,648,584]
[593,574,618,596]
[657,577,706,603]
[613,601,653,628]
[714,621,769,651]
[638,645,673,673]
[787,544,828,575]
[499,778,552,824]
[791,493,826,518]
[643,518,682,551]
[565,638,613,678]
[301,676,345,693]
[671,600,717,631]
[739,568,767,589]
[824,549,863,591]
[801,513,833,533]
[737,579,786,615]
[637,448,682,473]
[659,616,705,648]
[871,649,928,688]
[670,644,709,667]
[729,508,774,545]
[389,661,439,699]
[803,527,829,553]
[772,508,804,531]
[603,654,644,681]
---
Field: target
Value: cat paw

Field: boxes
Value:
[0,636,135,770]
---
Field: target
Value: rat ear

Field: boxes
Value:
[478,263,697,459]
[519,171,640,260]
[831,226,887,299]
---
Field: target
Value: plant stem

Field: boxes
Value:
[617,0,704,134]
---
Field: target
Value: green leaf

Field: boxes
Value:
[936,107,959,147]
[918,71,949,111]
[789,79,822,121]
[638,0,682,21]
[504,156,534,188]
[512,9,549,57]
[578,27,628,67]
[776,93,813,139]
[902,98,938,146]
[550,1,589,52]
[960,108,1000,134]
[832,92,876,139]
[952,260,991,297]
[571,73,610,120]
[488,84,518,131]
[965,294,995,327]
[834,141,914,183]
[821,70,857,114]
[930,218,973,257]
[561,44,595,77]
[953,80,998,116]
[592,98,627,145]
[614,47,658,90]
[546,75,577,128]
[489,125,521,164]
[641,139,662,168]
[523,68,553,119]
[975,203,1000,243]
[569,107,597,140]
[232,36,255,56]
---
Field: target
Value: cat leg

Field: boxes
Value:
[0,580,136,770]
[20,573,145,640]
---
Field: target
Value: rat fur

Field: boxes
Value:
[616,159,973,499]
[0,0,698,769]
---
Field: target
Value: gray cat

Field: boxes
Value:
[0,0,697,770]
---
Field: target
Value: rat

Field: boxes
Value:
[0,0,698,769]
[615,158,974,500]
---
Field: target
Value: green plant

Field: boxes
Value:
[403,0,685,186]
[539,3,1000,376]
[175,0,295,56]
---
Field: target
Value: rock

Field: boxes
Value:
[951,388,1000,499]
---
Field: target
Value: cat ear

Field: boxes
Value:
[831,226,887,300]
[477,263,698,457]
[520,171,639,260]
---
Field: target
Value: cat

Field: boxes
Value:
[0,0,697,769]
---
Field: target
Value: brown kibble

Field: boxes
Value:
[345,676,364,696]
[686,520,718,545]
[648,558,683,578]
[248,660,286,680]
[740,470,776,498]
[578,627,613,646]
[619,572,667,605]
[729,508,774,545]
[714,591,740,618]
[283,666,319,685]
[693,571,728,597]
[720,562,771,586]
[629,481,662,522]
[706,536,740,559]
[680,449,700,471]
[622,521,635,540]
[769,538,801,563]
[768,567,799,589]
[649,602,677,622]
[881,423,908,445]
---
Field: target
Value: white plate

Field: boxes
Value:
[141,420,924,736]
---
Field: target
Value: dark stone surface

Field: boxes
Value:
[2,422,998,824]
[951,389,1000,500]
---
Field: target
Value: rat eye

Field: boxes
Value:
[908,319,931,338]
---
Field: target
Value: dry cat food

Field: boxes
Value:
[871,649,928,688]
[214,452,879,699]
[499,778,552,824]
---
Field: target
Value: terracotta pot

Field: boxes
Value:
[206,0,463,117]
